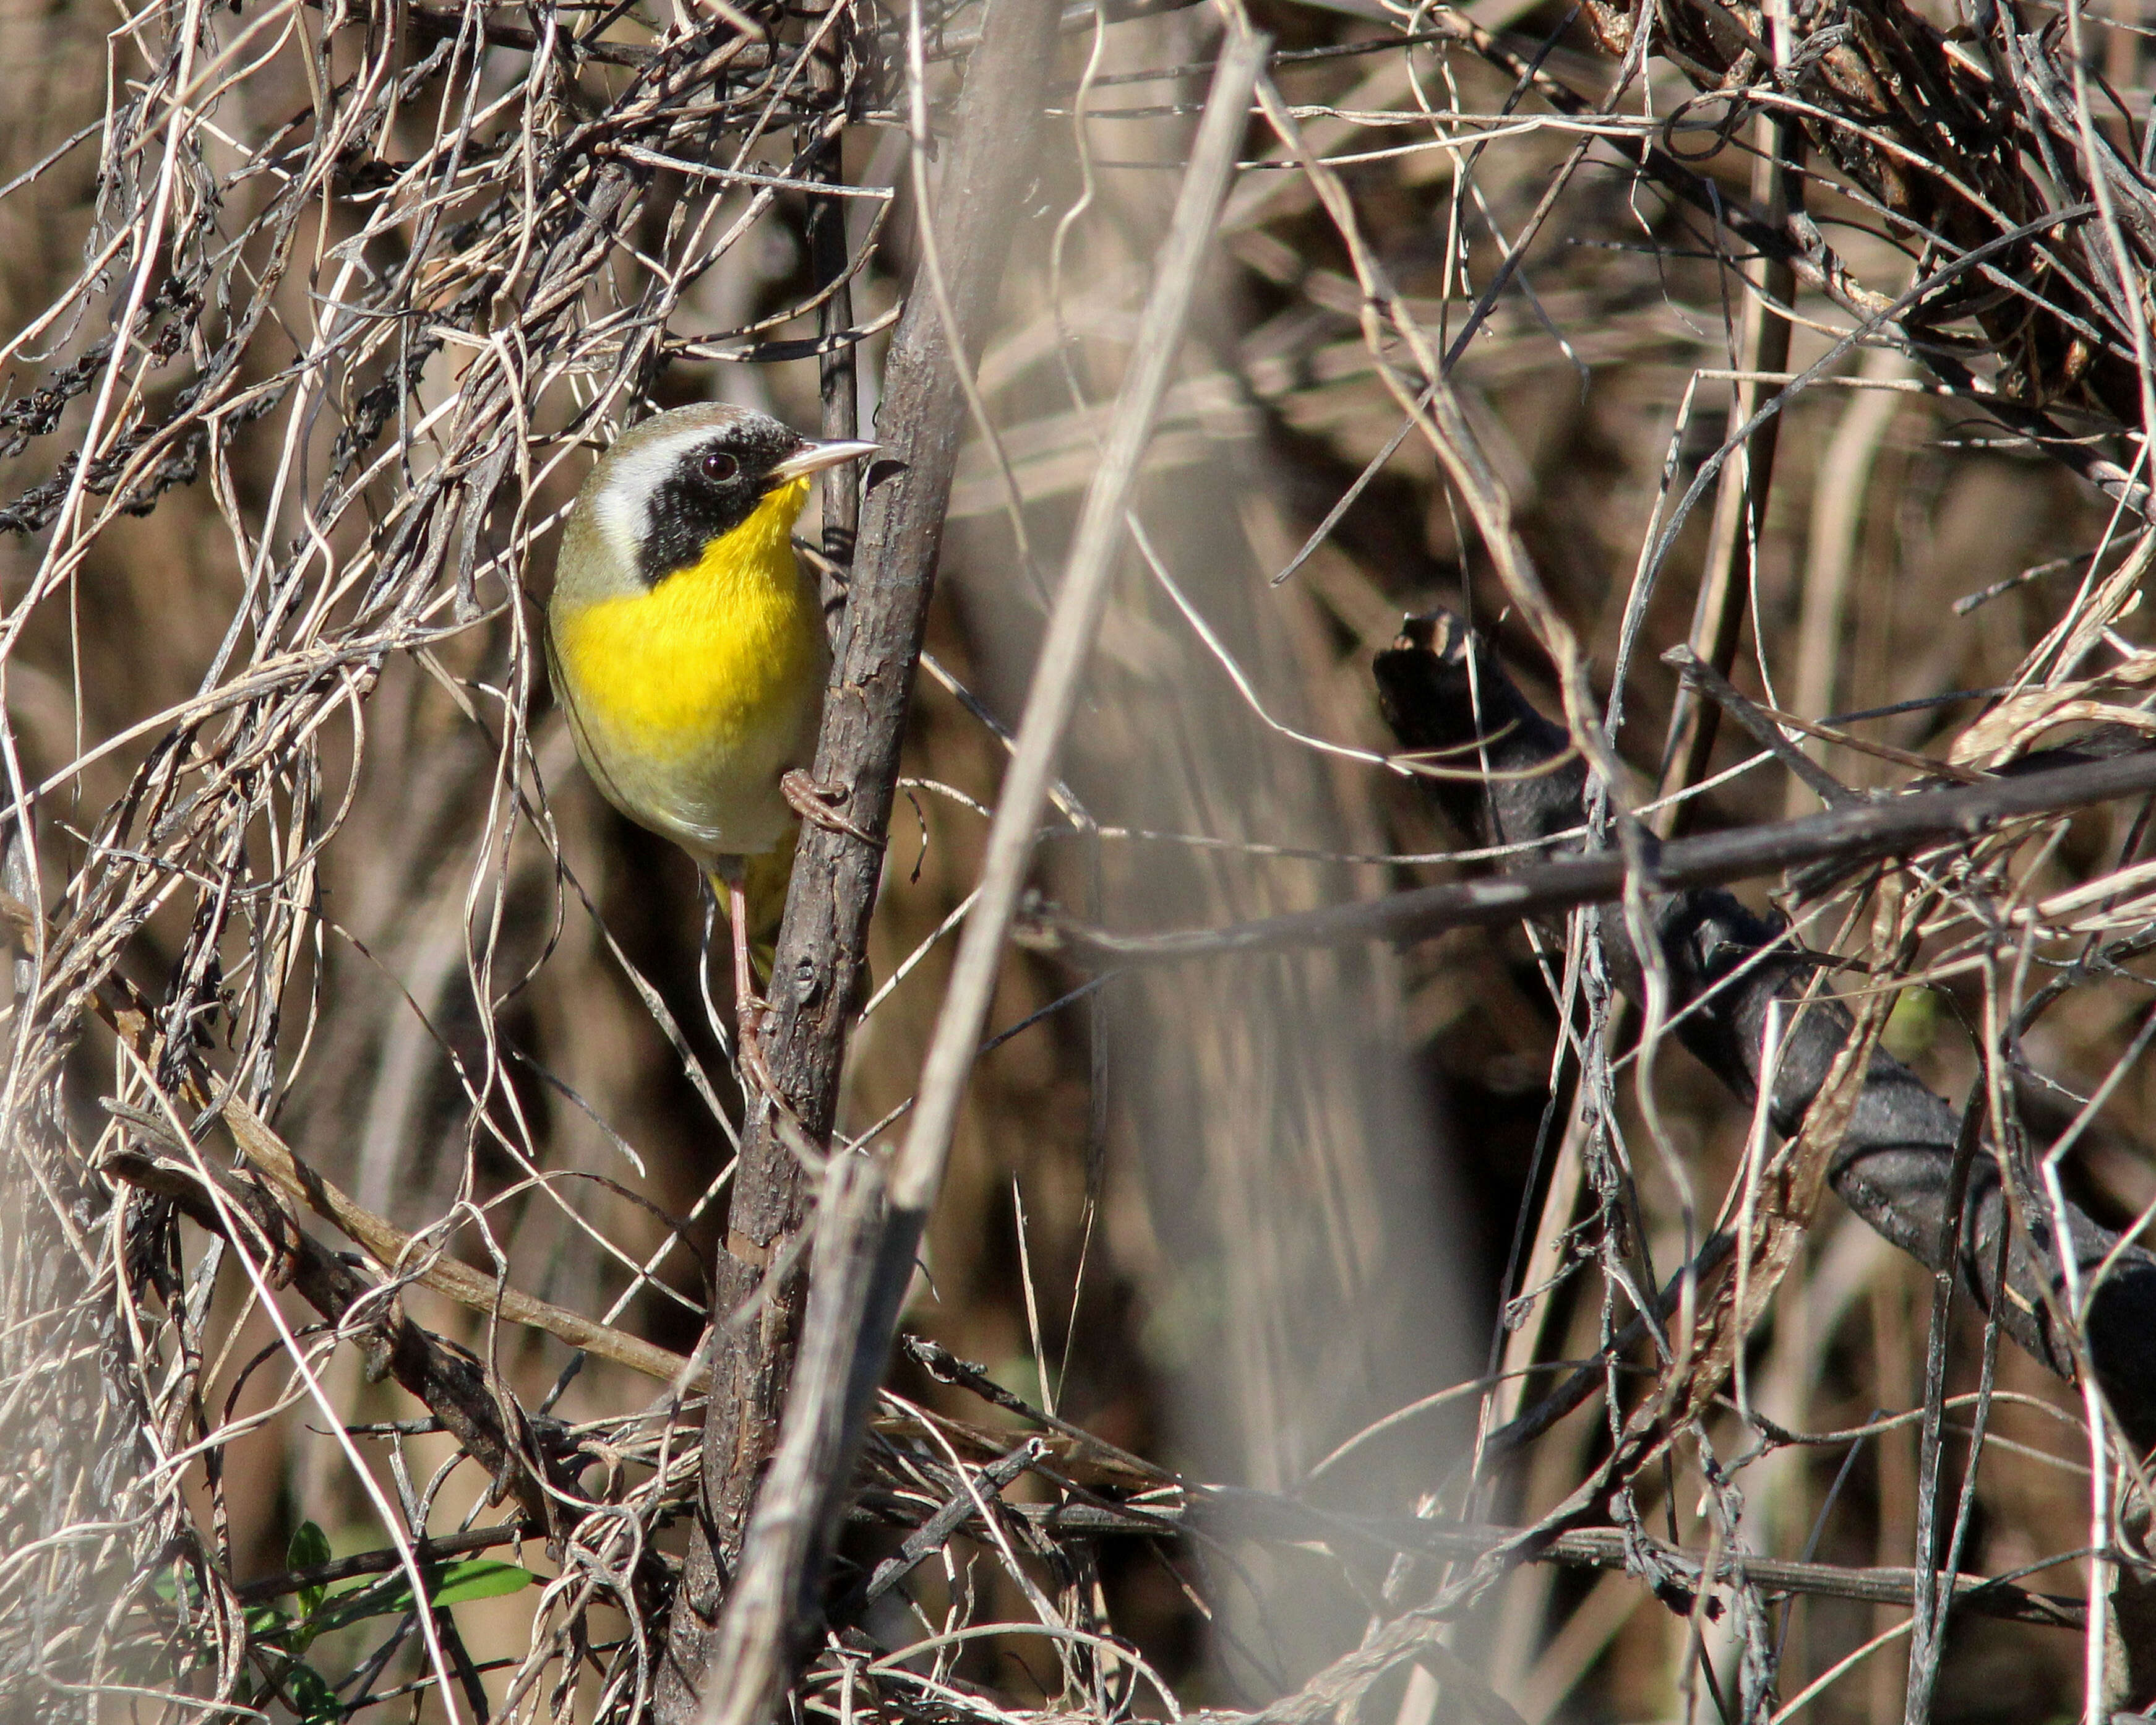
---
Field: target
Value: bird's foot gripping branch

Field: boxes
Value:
[1374,610,2156,1455]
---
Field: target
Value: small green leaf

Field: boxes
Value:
[282,1658,340,1723]
[306,1556,536,1635]
[243,1602,290,1640]
[286,1521,332,1569]
[427,1558,537,1605]
[305,1574,410,1636]
[1883,985,1941,1060]
[286,1521,332,1618]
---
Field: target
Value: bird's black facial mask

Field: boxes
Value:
[636,418,805,585]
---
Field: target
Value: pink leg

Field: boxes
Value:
[725,874,782,1097]
[727,876,760,1024]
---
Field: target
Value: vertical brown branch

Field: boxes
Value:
[653,0,1065,1713]
[692,48,1268,1717]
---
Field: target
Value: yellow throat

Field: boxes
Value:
[554,475,820,769]
[550,471,829,881]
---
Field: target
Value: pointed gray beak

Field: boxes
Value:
[768,439,879,484]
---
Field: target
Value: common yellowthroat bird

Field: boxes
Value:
[546,403,875,1036]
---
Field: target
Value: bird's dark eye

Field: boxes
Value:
[700,448,739,483]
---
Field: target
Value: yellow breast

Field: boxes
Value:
[551,478,826,859]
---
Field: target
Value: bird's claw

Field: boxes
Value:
[781,768,882,848]
[736,991,780,1098]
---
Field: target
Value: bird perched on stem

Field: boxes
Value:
[546,403,875,1048]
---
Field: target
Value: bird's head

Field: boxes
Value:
[557,403,875,601]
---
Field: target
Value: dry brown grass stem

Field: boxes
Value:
[11,0,2156,1718]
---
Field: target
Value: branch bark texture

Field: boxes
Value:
[1028,739,2156,965]
[655,0,1065,1713]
